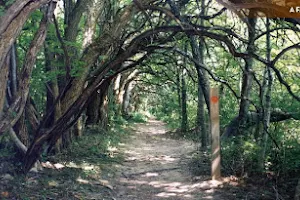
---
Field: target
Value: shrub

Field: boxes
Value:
[128,112,148,123]
[221,136,262,176]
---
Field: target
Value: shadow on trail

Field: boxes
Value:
[112,119,240,200]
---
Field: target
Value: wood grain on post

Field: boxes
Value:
[210,88,221,180]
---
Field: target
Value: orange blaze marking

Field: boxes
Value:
[211,96,219,103]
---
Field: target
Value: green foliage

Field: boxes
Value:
[186,101,198,128]
[148,89,181,130]
[0,143,15,158]
[111,115,128,126]
[0,0,15,16]
[0,6,4,16]
[267,121,300,176]
[154,111,180,130]
[30,52,47,113]
[0,134,16,158]
[128,112,148,123]
[5,0,15,7]
[271,139,300,174]
[70,60,86,77]
[221,120,300,179]
[63,123,130,164]
[220,88,239,127]
[221,137,262,176]
[2,0,299,192]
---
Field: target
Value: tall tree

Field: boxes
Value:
[260,17,273,169]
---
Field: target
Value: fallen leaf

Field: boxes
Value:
[1,191,9,198]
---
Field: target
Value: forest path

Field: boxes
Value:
[111,119,226,200]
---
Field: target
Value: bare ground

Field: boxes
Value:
[110,119,237,200]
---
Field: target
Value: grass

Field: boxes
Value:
[0,122,133,200]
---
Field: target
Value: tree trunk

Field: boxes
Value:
[99,85,109,130]
[25,99,40,133]
[260,17,273,170]
[235,16,256,134]
[190,35,209,148]
[8,42,31,149]
[130,87,142,113]
[86,92,101,125]
[176,66,182,122]
[74,116,84,137]
[188,0,209,146]
[14,111,30,147]
[112,74,122,116]
[122,80,136,116]
[57,2,133,145]
[0,53,10,118]
[197,79,207,147]
[9,44,18,99]
[0,0,50,73]
[86,79,110,130]
[23,0,169,173]
[45,33,63,152]
[52,0,106,148]
[9,128,27,154]
[0,2,56,135]
[60,5,133,116]
[181,68,188,133]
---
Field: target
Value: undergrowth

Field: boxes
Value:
[55,121,133,166]
[0,120,134,200]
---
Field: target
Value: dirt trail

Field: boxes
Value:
[111,119,226,200]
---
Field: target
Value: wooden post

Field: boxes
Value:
[210,87,221,180]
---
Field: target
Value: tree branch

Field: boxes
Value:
[270,43,300,102]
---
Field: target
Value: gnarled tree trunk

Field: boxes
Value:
[0,1,57,135]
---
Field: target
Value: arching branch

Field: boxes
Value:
[270,43,300,102]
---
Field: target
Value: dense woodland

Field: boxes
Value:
[0,0,300,199]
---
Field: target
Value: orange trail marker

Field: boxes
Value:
[210,88,221,180]
[211,96,219,104]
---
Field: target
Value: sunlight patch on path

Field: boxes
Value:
[112,120,227,200]
[118,176,225,199]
